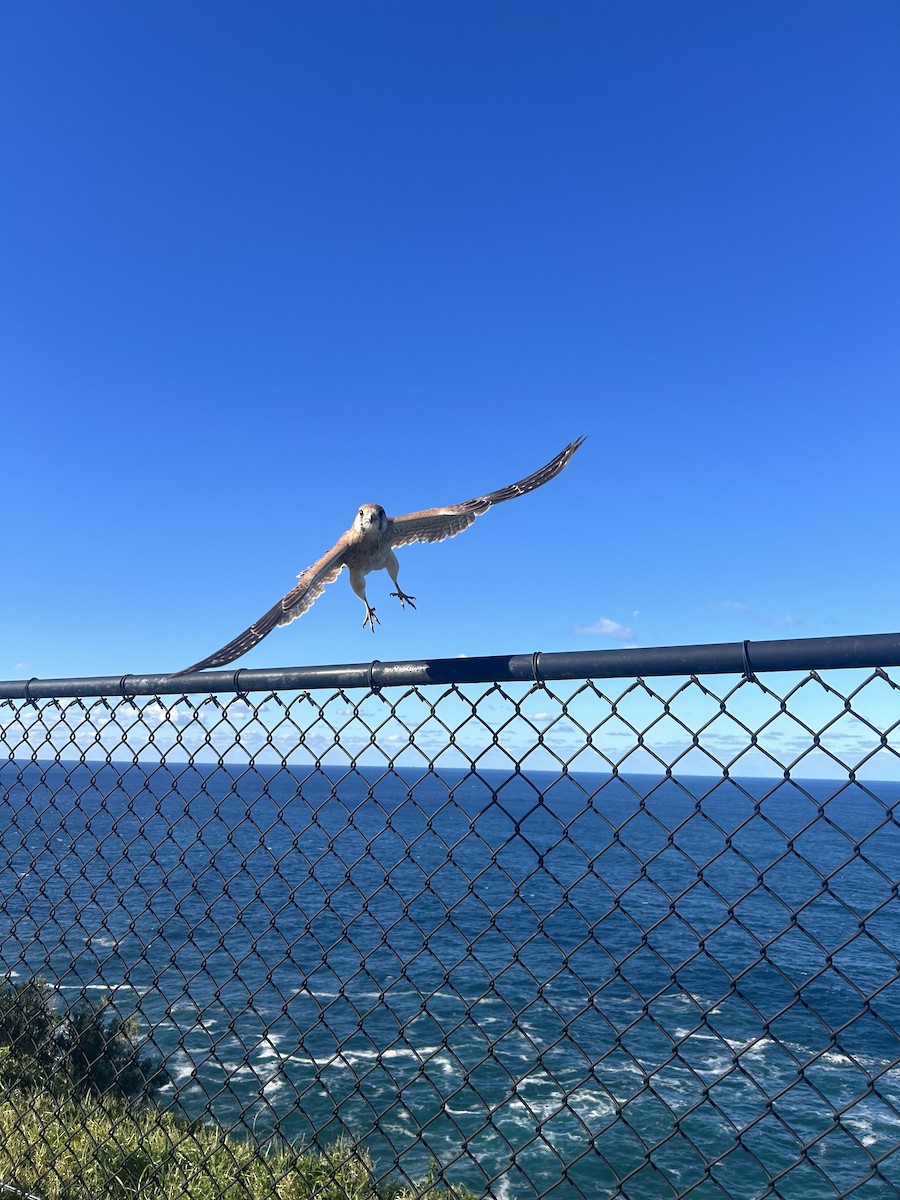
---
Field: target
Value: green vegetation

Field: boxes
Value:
[0,979,478,1200]
[0,979,163,1102]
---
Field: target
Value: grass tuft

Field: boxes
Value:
[0,1083,479,1200]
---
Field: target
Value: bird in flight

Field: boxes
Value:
[178,436,585,673]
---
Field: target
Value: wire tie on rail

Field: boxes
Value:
[232,670,249,702]
[24,678,38,709]
[531,651,544,686]
[118,676,134,700]
[741,640,757,683]
[367,659,382,696]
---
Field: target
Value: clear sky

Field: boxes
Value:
[2,1,898,682]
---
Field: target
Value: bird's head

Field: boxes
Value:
[354,504,388,535]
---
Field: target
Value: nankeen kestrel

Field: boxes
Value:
[179,437,584,673]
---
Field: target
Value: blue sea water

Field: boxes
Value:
[0,759,898,1199]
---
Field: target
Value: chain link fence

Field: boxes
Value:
[0,634,898,1199]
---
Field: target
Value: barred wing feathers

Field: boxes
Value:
[388,436,585,549]
[179,540,349,673]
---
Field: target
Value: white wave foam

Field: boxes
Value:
[506,1077,616,1131]
[445,1104,482,1118]
[725,1035,775,1058]
[515,1071,557,1092]
[821,1048,857,1068]
[851,1122,878,1148]
[489,1179,516,1200]
[223,1062,257,1079]
[569,1088,616,1124]
[431,1052,457,1078]
[256,1036,284,1062]
[305,1042,452,1074]
[384,1045,440,1060]
[168,1053,198,1084]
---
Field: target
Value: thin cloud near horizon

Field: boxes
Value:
[574,617,635,641]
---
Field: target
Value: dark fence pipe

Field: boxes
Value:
[2,631,899,701]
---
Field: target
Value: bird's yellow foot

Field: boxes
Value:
[390,589,417,610]
[363,605,380,632]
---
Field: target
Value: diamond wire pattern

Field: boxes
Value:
[0,666,898,1199]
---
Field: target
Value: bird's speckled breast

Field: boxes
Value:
[342,526,393,572]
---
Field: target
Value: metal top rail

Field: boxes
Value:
[2,630,899,700]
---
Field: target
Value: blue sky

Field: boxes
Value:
[2,2,898,681]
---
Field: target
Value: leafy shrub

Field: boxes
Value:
[54,997,167,1102]
[0,978,164,1103]
[0,978,57,1062]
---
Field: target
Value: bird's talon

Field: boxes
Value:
[390,590,417,610]
[363,606,380,632]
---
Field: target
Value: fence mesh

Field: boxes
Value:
[0,652,898,1199]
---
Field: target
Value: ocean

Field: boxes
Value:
[0,759,898,1199]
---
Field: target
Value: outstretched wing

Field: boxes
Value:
[177,537,350,674]
[388,436,585,548]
